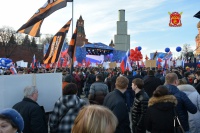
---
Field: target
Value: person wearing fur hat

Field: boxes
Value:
[145,85,177,133]
[0,108,24,133]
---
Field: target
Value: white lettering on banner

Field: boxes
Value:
[49,36,61,57]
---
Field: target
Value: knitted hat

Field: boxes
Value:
[0,108,24,132]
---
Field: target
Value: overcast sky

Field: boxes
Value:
[0,0,200,58]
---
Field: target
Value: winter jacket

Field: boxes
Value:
[89,81,109,105]
[49,95,86,133]
[126,75,134,90]
[131,89,149,133]
[111,75,118,91]
[103,89,131,133]
[133,74,143,80]
[145,95,177,133]
[104,77,112,92]
[13,98,48,133]
[178,84,200,133]
[165,84,197,131]
[86,73,96,85]
[144,76,163,98]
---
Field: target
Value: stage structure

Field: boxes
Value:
[60,42,127,64]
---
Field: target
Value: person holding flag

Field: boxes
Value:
[10,65,17,75]
[120,50,132,74]
[32,54,36,69]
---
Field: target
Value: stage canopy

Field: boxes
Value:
[84,43,114,55]
[84,43,114,50]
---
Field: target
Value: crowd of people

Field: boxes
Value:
[0,66,200,133]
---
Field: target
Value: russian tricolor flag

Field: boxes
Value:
[10,66,17,75]
[32,54,36,69]
[120,50,132,73]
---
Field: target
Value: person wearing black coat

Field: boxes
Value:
[13,86,48,133]
[103,76,131,133]
[132,70,143,81]
[145,85,177,133]
[85,70,96,98]
[111,71,118,91]
[131,78,149,133]
[125,71,135,112]
[143,70,163,98]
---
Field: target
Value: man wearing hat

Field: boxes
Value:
[0,108,24,133]
[13,86,48,133]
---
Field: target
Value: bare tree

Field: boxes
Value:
[15,33,25,45]
[181,44,194,62]
[0,26,15,45]
[0,26,18,58]
[40,34,54,45]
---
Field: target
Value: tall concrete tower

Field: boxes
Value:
[114,9,130,51]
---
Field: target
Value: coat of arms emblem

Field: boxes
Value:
[168,12,183,27]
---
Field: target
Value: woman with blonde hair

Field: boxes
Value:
[71,105,118,133]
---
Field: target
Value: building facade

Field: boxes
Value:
[75,15,90,46]
[114,9,130,51]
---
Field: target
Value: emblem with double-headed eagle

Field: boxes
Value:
[168,12,183,27]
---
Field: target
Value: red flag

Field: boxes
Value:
[86,60,91,67]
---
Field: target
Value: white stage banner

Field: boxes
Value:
[91,63,97,67]
[16,60,23,67]
[176,60,182,67]
[73,61,78,67]
[16,60,28,68]
[0,73,62,112]
[103,62,109,69]
[117,63,120,67]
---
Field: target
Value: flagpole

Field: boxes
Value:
[70,0,74,75]
[70,48,75,75]
[54,43,65,73]
[66,0,74,75]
